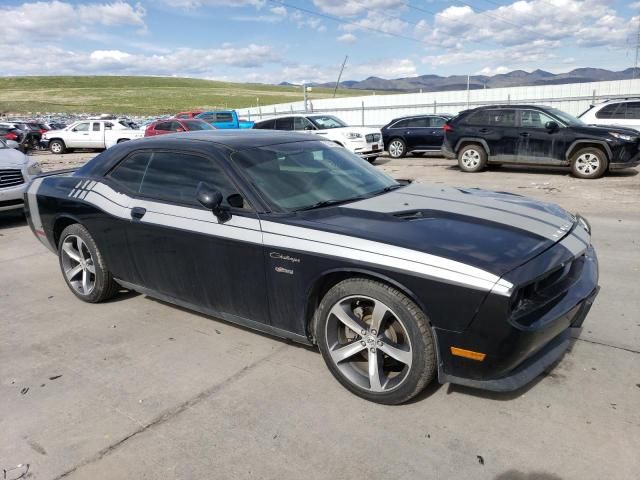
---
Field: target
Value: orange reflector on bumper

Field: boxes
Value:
[450,347,486,361]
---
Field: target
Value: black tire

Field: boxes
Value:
[388,138,406,158]
[570,147,608,179]
[457,143,487,172]
[315,278,436,404]
[57,224,119,303]
[49,139,66,154]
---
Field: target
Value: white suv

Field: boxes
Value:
[579,99,640,132]
[0,138,42,212]
[253,114,383,161]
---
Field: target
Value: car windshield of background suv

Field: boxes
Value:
[309,116,347,129]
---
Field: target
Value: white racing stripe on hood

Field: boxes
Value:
[75,181,514,295]
[345,183,575,242]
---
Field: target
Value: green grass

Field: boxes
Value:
[0,76,372,116]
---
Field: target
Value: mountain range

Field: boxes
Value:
[286,68,640,92]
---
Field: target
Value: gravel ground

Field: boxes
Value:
[2,149,638,480]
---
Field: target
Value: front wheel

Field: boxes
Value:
[49,140,66,154]
[570,147,607,179]
[388,138,406,158]
[58,224,119,303]
[316,278,436,404]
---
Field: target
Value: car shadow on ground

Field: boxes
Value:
[0,211,27,230]
[446,164,639,178]
[494,470,564,480]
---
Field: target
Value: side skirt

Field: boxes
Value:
[115,279,314,346]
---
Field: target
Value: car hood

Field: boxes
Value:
[0,148,28,167]
[319,126,381,135]
[301,182,577,276]
[574,124,640,137]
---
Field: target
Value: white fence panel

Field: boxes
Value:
[237,79,640,127]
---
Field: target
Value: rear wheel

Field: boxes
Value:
[49,140,66,154]
[388,138,406,158]
[458,144,487,172]
[570,147,607,179]
[316,278,436,404]
[58,224,119,303]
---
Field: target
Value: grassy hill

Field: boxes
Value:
[0,76,372,116]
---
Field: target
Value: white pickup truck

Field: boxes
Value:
[42,119,144,154]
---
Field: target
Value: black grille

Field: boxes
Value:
[365,133,381,143]
[0,169,25,189]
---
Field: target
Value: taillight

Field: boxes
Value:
[443,123,453,133]
[5,132,17,141]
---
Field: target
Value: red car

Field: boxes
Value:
[175,111,203,119]
[144,118,214,137]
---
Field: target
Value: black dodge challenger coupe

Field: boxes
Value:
[24,130,599,404]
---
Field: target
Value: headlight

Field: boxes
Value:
[27,162,42,176]
[609,132,636,141]
[576,214,591,234]
[342,132,362,139]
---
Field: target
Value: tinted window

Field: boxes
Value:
[294,117,313,130]
[183,120,213,131]
[464,110,490,125]
[108,151,152,192]
[254,119,276,129]
[198,113,215,123]
[489,110,516,126]
[596,103,621,119]
[92,123,101,131]
[520,110,556,128]
[215,112,234,123]
[139,151,237,206]
[155,122,172,131]
[390,119,410,128]
[406,117,429,128]
[625,102,640,119]
[429,117,447,128]
[276,117,294,130]
[169,121,183,131]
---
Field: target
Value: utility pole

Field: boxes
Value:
[333,55,348,98]
[634,16,640,80]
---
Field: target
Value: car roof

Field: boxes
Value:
[135,129,315,149]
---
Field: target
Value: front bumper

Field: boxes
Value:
[0,174,29,211]
[435,238,599,392]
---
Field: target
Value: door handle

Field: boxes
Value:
[519,132,530,137]
[131,206,146,220]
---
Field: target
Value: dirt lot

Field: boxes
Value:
[1,151,639,480]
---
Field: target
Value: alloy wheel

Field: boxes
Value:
[60,235,96,295]
[389,140,404,158]
[325,295,413,393]
[575,153,600,176]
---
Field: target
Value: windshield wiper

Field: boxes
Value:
[295,196,367,212]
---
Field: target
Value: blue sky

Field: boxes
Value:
[1,0,639,83]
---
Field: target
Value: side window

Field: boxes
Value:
[596,103,622,119]
[169,121,183,131]
[139,151,240,207]
[215,112,233,123]
[155,122,171,131]
[406,117,429,128]
[520,110,556,128]
[625,102,640,119]
[73,122,90,132]
[464,111,490,125]
[255,119,276,129]
[92,123,101,132]
[198,114,215,123]
[276,117,294,130]
[488,110,516,127]
[429,117,447,128]
[108,151,152,192]
[391,119,410,128]
[294,117,313,130]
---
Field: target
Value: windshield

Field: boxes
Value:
[183,120,214,130]
[547,107,585,127]
[231,140,398,212]
[308,115,347,129]
[0,139,7,149]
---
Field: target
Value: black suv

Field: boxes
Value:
[381,114,452,158]
[442,105,640,178]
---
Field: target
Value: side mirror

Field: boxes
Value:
[196,182,231,223]
[545,121,559,131]
[304,125,315,131]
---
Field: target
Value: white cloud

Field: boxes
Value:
[337,33,357,43]
[477,66,510,76]
[341,12,409,35]
[348,58,417,78]
[0,1,147,42]
[312,0,405,17]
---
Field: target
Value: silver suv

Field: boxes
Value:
[0,139,42,212]
[579,99,640,132]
